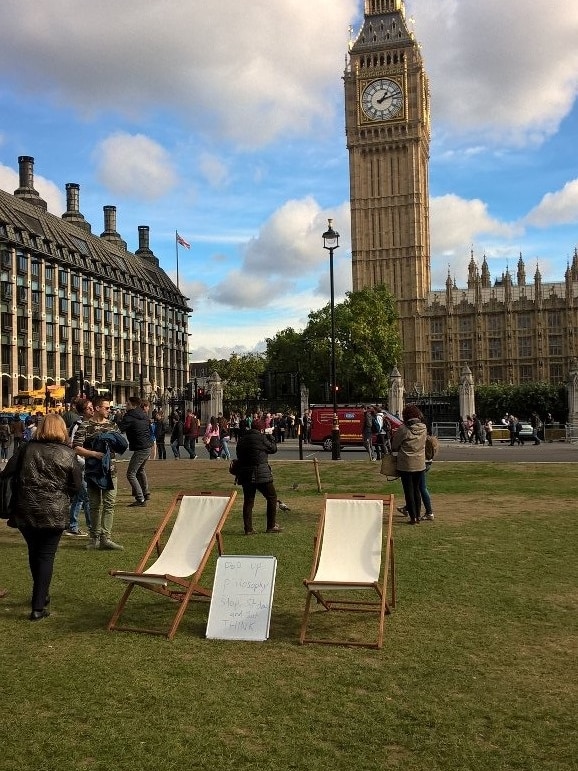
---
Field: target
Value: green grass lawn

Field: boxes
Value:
[1,459,576,771]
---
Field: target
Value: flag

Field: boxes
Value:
[176,232,190,249]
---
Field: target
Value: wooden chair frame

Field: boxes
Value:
[108,489,237,640]
[299,493,396,649]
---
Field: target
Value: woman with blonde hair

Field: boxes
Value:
[3,413,82,620]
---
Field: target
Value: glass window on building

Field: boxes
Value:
[549,363,563,383]
[519,364,533,382]
[430,318,444,336]
[17,252,28,273]
[518,313,532,330]
[518,336,532,358]
[431,369,445,391]
[489,366,503,382]
[487,315,503,332]
[548,335,563,356]
[59,269,68,287]
[459,338,472,361]
[488,337,502,359]
[458,316,473,333]
[548,311,563,328]
[0,248,11,268]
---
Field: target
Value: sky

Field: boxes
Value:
[1,0,578,361]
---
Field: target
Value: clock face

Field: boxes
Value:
[361,79,404,121]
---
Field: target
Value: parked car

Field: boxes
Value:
[309,406,402,452]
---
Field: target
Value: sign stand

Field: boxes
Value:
[206,555,277,641]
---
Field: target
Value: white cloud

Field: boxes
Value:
[243,198,351,278]
[430,194,522,286]
[525,179,578,227]
[198,153,230,190]
[95,133,178,199]
[0,0,358,148]
[0,163,65,214]
[408,0,578,145]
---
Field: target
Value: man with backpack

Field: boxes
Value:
[183,409,200,459]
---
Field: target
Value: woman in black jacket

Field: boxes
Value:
[235,418,281,534]
[7,413,82,620]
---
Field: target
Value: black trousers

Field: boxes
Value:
[19,526,64,611]
[241,481,277,533]
[399,471,424,522]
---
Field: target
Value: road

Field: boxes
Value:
[3,438,575,465]
[268,438,578,464]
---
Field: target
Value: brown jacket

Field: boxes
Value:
[392,419,427,472]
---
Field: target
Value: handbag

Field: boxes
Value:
[380,453,399,479]
[228,459,239,476]
[0,443,28,519]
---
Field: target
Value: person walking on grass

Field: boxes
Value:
[170,413,184,458]
[65,398,94,537]
[154,409,169,459]
[235,418,281,535]
[4,413,81,620]
[183,409,200,459]
[72,397,127,551]
[119,396,153,507]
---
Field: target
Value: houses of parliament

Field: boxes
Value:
[345,0,578,392]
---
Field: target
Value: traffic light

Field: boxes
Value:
[185,382,193,401]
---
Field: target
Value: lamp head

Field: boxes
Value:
[322,218,340,251]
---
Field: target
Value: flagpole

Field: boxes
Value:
[175,230,180,290]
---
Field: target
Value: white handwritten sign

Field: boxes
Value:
[206,555,277,641]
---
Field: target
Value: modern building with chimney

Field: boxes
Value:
[0,155,190,408]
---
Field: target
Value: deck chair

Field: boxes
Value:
[108,490,237,639]
[299,493,396,649]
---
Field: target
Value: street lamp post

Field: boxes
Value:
[322,218,341,461]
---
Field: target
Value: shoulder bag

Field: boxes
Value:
[379,453,399,479]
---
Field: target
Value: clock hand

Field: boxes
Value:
[376,92,391,104]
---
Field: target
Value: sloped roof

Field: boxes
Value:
[0,188,190,311]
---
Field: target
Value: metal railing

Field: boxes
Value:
[431,422,459,440]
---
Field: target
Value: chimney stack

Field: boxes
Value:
[100,205,127,249]
[61,183,91,233]
[135,225,159,266]
[14,155,47,212]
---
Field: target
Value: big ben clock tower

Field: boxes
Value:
[345,0,431,387]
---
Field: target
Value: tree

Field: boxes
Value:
[475,382,567,423]
[206,353,266,411]
[265,285,402,403]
